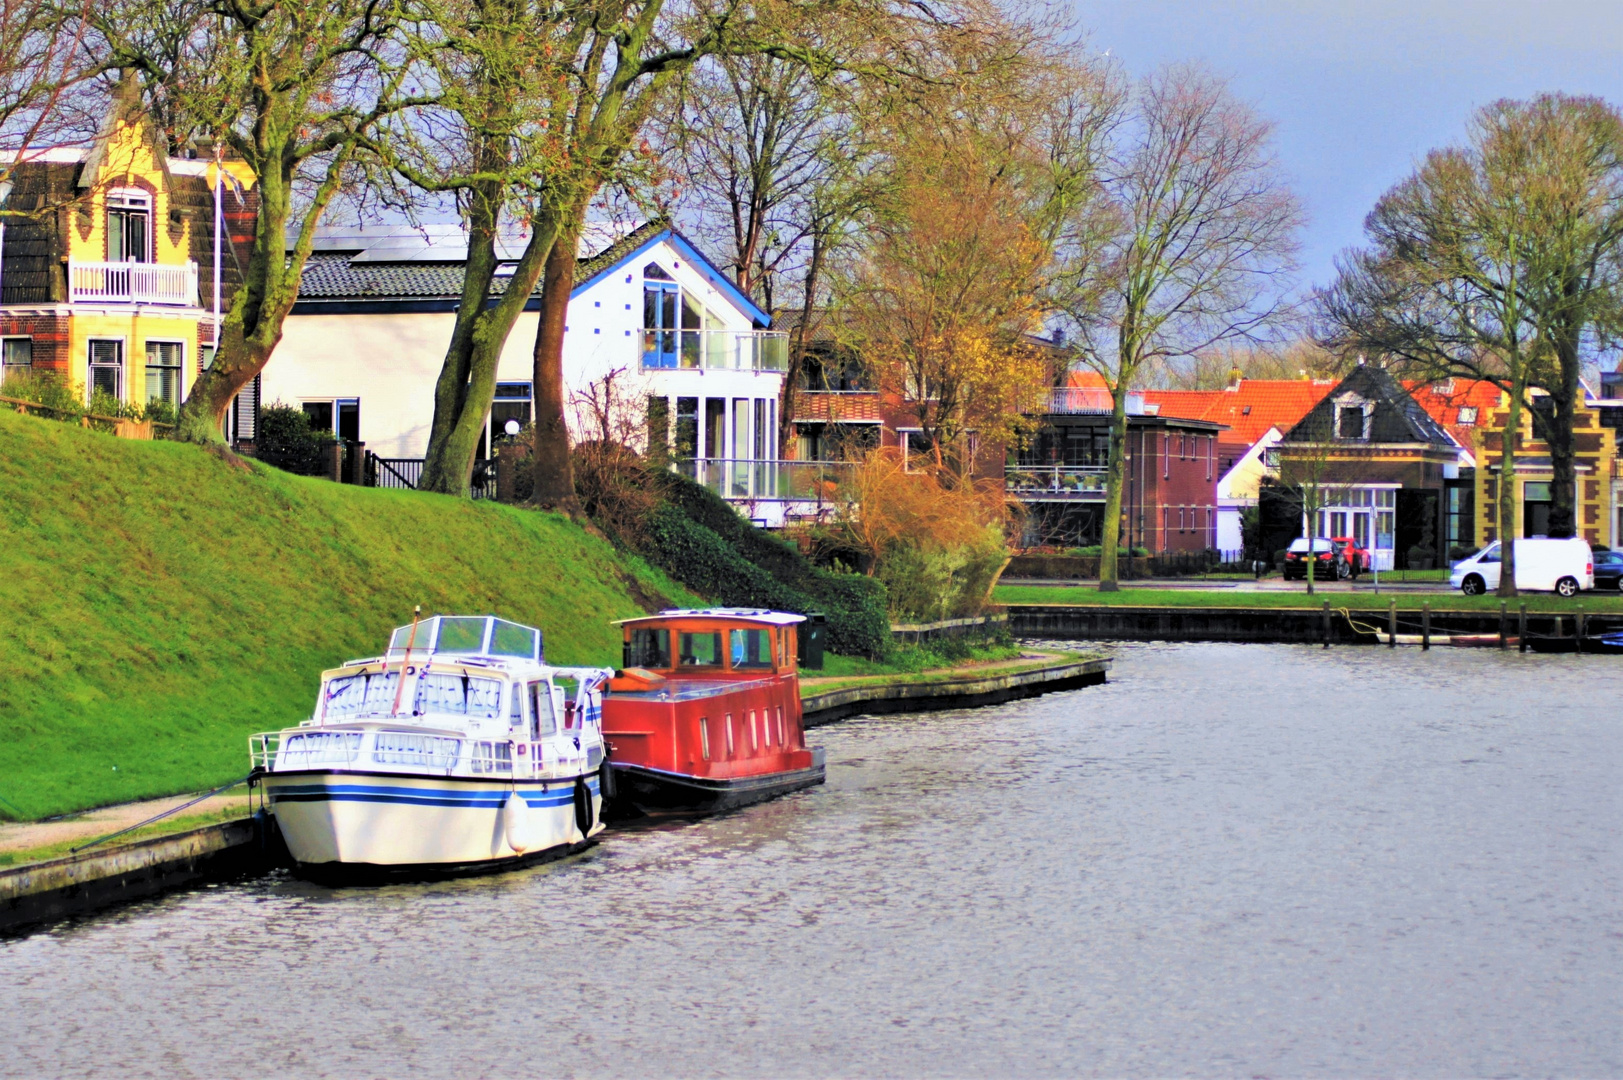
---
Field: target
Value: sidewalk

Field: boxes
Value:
[0,791,253,859]
[1001,577,1457,594]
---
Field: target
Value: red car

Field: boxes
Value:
[1329,536,1368,578]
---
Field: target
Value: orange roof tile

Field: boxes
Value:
[1141,379,1335,449]
[1402,378,1503,450]
[1065,369,1109,390]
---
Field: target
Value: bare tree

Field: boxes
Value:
[1052,63,1302,591]
[1317,106,1580,596]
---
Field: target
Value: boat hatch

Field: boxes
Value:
[385,615,542,663]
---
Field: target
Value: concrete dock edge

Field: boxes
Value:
[801,656,1110,728]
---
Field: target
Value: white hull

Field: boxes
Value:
[266,771,604,868]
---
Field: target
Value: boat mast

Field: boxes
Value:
[390,605,422,717]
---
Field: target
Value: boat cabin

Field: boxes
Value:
[613,608,801,685]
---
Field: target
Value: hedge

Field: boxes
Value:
[641,476,891,658]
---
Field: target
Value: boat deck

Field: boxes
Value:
[606,677,779,703]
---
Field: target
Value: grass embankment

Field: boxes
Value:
[0,408,697,820]
[994,584,1623,612]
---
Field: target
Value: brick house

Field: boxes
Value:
[0,91,256,410]
[1472,388,1619,547]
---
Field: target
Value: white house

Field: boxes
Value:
[258,220,832,523]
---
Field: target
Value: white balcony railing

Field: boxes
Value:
[641,329,789,373]
[677,458,854,502]
[68,259,199,306]
[1044,387,1146,415]
[1006,464,1108,499]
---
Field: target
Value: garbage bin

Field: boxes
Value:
[798,611,826,670]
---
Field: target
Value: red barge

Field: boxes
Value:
[601,609,825,817]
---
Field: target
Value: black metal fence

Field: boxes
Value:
[362,452,497,499]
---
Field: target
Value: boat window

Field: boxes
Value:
[678,631,723,667]
[373,733,460,769]
[776,707,785,746]
[699,718,710,760]
[474,741,513,774]
[729,629,773,669]
[625,628,671,668]
[749,710,758,751]
[414,673,502,717]
[278,731,362,768]
[509,683,525,729]
[436,616,487,654]
[529,681,557,737]
[490,620,539,660]
[724,713,734,755]
[494,742,512,772]
[323,671,399,719]
[390,618,436,653]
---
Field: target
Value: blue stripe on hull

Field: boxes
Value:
[267,777,599,809]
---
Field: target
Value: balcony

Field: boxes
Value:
[1043,387,1146,415]
[640,329,789,373]
[677,458,854,503]
[1006,464,1108,500]
[68,259,200,306]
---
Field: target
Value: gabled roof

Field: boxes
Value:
[291,220,771,327]
[1403,378,1503,451]
[1283,364,1455,446]
[1142,379,1335,449]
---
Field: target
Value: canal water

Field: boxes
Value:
[4,643,1620,1077]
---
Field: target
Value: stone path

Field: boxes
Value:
[0,791,253,857]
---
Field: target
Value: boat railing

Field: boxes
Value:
[252,726,602,778]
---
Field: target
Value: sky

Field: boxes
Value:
[1080,1,1623,293]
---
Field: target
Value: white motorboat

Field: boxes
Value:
[250,613,613,879]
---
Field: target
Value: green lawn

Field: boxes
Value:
[0,408,698,820]
[803,645,1097,697]
[994,584,1623,612]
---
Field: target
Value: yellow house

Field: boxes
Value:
[0,92,256,410]
[1473,391,1618,546]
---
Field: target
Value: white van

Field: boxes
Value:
[1450,537,1594,597]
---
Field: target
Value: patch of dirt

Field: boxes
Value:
[617,567,672,613]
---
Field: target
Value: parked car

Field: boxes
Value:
[1329,536,1368,578]
[1281,537,1348,581]
[1591,548,1623,590]
[1449,537,1594,596]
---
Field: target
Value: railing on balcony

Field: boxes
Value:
[1006,464,1108,499]
[676,458,854,502]
[68,260,200,306]
[641,329,789,373]
[1043,387,1146,415]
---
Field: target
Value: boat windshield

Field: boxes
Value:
[626,628,671,668]
[730,628,773,668]
[386,615,542,661]
[678,631,723,667]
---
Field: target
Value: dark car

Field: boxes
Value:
[1281,537,1348,581]
[1592,549,1623,590]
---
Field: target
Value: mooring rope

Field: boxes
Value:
[68,769,263,855]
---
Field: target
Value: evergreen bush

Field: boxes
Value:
[256,403,327,475]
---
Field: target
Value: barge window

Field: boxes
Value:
[729,629,773,668]
[777,707,785,746]
[625,628,671,669]
[699,718,710,760]
[724,713,735,755]
[529,681,558,737]
[679,631,723,667]
[749,710,758,751]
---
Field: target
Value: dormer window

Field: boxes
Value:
[107,189,151,263]
[1457,406,1477,425]
[1334,394,1373,441]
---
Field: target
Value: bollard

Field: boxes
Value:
[1499,601,1507,649]
[1323,599,1331,648]
[1519,603,1528,653]
[1388,600,1397,648]
[1422,602,1430,650]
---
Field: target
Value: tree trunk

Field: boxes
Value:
[1546,341,1580,539]
[527,220,580,513]
[1097,386,1130,591]
[778,229,825,454]
[1497,384,1521,597]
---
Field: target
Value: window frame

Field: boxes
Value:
[86,337,126,404]
[0,336,31,386]
[143,337,186,407]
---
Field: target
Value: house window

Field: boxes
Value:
[1264,447,1281,469]
[1457,406,1478,425]
[1336,403,1370,440]
[302,399,360,441]
[106,189,151,263]
[144,340,184,406]
[675,396,699,458]
[1,337,31,385]
[900,429,933,470]
[87,339,123,401]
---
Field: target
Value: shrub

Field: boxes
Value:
[0,370,85,421]
[637,475,892,658]
[256,403,327,475]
